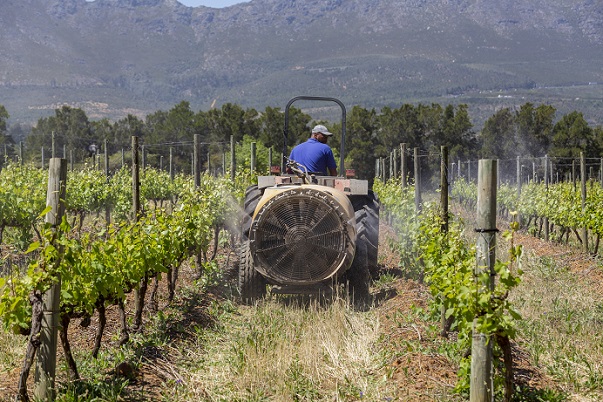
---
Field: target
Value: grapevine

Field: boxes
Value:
[0,165,252,398]
[376,177,523,398]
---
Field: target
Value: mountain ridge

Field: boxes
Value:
[1,0,602,126]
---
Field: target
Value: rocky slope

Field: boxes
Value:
[1,0,602,124]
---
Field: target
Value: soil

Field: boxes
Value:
[1,222,598,401]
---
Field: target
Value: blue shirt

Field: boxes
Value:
[289,138,337,175]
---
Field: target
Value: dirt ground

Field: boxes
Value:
[1,222,596,401]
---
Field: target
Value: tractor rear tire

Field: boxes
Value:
[346,236,370,310]
[238,240,267,304]
[350,191,380,278]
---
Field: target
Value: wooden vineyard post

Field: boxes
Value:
[440,146,449,232]
[250,142,257,172]
[470,159,497,402]
[268,147,273,175]
[516,156,521,226]
[572,159,577,191]
[393,147,398,178]
[400,143,408,188]
[414,147,421,211]
[496,159,500,189]
[581,152,588,253]
[34,158,67,401]
[131,136,146,333]
[51,131,55,158]
[222,151,226,177]
[169,147,174,180]
[104,139,110,226]
[194,134,201,188]
[132,136,140,220]
[440,146,450,336]
[230,134,236,182]
[544,155,550,241]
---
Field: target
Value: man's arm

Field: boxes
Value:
[328,167,337,176]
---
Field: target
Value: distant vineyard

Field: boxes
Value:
[453,178,603,255]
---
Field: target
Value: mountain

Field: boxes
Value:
[1,0,602,126]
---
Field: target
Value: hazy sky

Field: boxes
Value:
[178,0,248,7]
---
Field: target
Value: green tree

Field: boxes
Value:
[0,105,8,135]
[28,106,92,162]
[206,103,258,145]
[515,103,555,157]
[593,126,603,157]
[378,104,422,154]
[347,106,378,180]
[113,114,146,147]
[0,105,11,148]
[90,118,115,154]
[257,106,283,149]
[550,111,595,158]
[442,104,476,161]
[479,108,515,159]
[257,106,310,156]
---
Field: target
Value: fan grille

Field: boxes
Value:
[250,190,350,284]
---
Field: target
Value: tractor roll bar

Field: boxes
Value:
[283,96,346,176]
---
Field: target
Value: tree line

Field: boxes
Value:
[1,100,602,180]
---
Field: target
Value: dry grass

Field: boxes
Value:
[511,234,603,401]
[181,296,392,401]
[0,329,25,396]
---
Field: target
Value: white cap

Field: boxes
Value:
[311,124,333,136]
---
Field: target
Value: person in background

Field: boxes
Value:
[289,124,337,176]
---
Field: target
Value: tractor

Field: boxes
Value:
[238,96,380,306]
